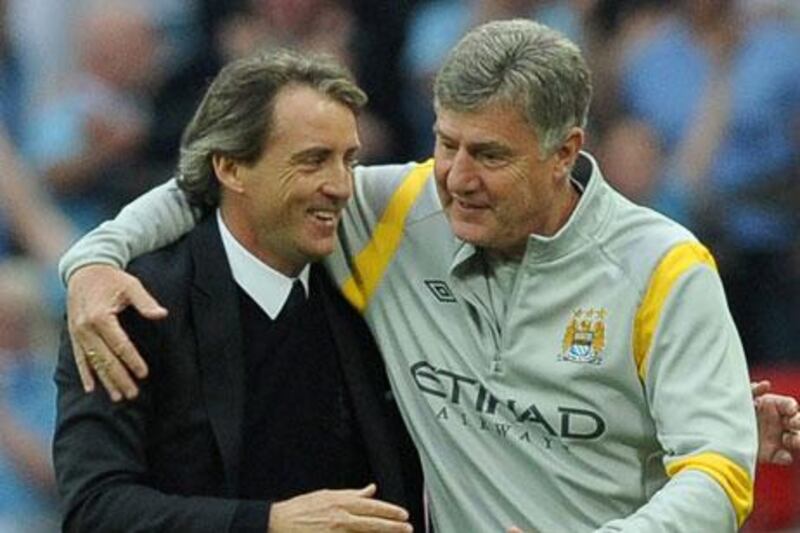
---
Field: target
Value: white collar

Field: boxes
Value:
[217,210,310,319]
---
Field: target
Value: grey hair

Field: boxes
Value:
[433,19,592,156]
[178,48,367,209]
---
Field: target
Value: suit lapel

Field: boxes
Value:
[313,265,407,503]
[189,216,244,496]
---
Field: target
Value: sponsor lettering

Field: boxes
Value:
[411,361,606,442]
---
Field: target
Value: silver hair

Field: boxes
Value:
[178,48,367,209]
[433,19,592,155]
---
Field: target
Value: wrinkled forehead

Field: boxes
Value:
[434,100,540,143]
[266,86,360,152]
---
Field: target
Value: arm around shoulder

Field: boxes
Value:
[58,178,199,284]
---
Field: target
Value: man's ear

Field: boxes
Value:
[553,127,585,180]
[212,154,246,194]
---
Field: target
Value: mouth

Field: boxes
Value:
[452,197,489,213]
[307,208,340,227]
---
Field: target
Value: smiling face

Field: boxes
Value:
[217,84,360,276]
[433,102,583,258]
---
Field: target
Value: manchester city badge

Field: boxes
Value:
[559,308,607,364]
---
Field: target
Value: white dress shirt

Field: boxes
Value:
[217,211,309,319]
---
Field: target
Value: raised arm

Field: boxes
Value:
[60,179,198,400]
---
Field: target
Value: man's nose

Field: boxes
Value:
[448,149,479,193]
[321,162,353,200]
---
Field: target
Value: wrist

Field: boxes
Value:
[66,262,122,285]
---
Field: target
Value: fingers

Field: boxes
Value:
[329,496,412,533]
[765,416,800,465]
[84,348,121,402]
[84,347,140,402]
[94,312,148,380]
[345,515,413,532]
[787,412,800,432]
[66,264,165,400]
[784,430,800,450]
[345,494,409,523]
[69,332,95,392]
[73,319,140,401]
[754,393,798,418]
[269,485,412,533]
[773,395,799,417]
[347,484,410,523]
[126,278,168,320]
[751,380,771,398]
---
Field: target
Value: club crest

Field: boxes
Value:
[560,308,607,364]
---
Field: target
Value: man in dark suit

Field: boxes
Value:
[53,49,422,533]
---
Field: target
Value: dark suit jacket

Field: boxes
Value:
[54,216,423,532]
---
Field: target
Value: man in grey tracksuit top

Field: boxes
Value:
[60,20,757,531]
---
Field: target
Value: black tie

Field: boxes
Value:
[281,279,306,317]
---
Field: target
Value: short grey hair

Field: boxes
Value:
[433,19,592,155]
[178,48,367,209]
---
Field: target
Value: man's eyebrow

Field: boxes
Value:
[290,146,331,163]
[469,141,510,153]
[433,126,509,152]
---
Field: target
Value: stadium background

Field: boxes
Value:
[0,0,797,530]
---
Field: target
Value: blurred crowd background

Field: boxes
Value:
[0,0,798,531]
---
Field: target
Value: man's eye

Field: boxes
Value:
[480,151,511,167]
[439,141,457,152]
[301,156,325,167]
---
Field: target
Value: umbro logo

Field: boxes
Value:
[425,279,456,303]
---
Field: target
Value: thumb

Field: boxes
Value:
[127,282,168,319]
[751,380,771,398]
[357,483,377,498]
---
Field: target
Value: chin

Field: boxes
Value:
[299,240,335,262]
[449,219,489,247]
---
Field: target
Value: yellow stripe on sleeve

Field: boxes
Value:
[633,241,717,380]
[665,452,753,526]
[341,159,434,312]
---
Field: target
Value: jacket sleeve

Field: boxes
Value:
[53,321,268,533]
[327,160,433,307]
[598,243,756,532]
[57,178,199,283]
